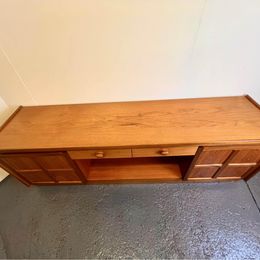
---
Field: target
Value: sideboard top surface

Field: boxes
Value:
[0,96,259,151]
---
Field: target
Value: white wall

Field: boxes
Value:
[184,0,260,102]
[0,0,259,107]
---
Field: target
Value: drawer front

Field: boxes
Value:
[68,149,132,159]
[132,146,198,158]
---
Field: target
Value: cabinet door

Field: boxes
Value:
[0,153,85,185]
[185,147,260,180]
[0,155,54,184]
[215,149,260,180]
[35,154,83,183]
[185,147,231,180]
[229,150,260,164]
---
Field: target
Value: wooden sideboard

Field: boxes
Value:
[0,95,259,186]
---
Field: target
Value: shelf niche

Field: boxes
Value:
[74,156,193,183]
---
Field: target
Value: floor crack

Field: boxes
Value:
[245,180,260,215]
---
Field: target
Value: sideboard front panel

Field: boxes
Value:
[0,153,83,185]
[186,147,260,180]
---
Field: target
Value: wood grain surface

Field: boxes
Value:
[86,158,182,182]
[0,96,259,151]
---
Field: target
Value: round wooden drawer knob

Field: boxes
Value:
[160,149,169,156]
[95,151,104,158]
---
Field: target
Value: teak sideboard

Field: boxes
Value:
[0,95,259,186]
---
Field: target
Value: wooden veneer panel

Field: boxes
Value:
[0,96,259,151]
[80,158,182,182]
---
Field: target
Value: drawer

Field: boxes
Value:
[68,149,132,159]
[132,146,198,158]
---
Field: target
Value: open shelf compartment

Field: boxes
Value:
[74,156,193,183]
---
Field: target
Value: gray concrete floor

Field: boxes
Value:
[0,176,259,259]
